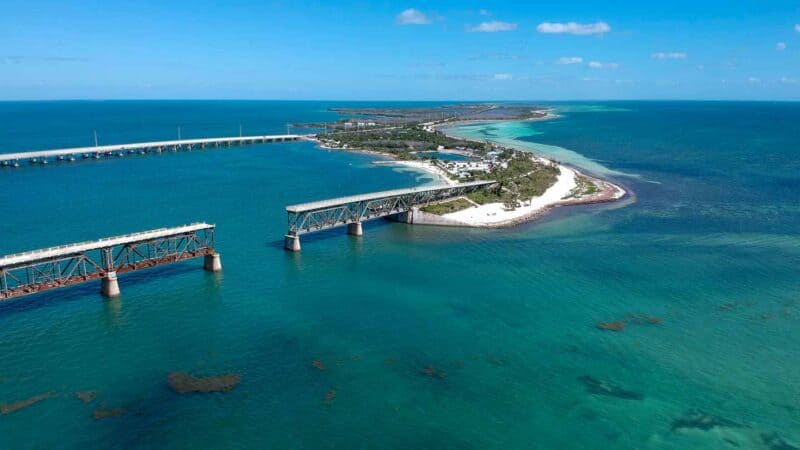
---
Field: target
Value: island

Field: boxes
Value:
[297,104,626,227]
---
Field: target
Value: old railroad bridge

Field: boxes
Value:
[0,224,220,300]
[1,134,498,300]
[0,181,496,300]
[283,181,495,251]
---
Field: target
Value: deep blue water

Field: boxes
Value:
[1,101,799,449]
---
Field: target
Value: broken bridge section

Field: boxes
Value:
[283,181,495,251]
[0,223,221,300]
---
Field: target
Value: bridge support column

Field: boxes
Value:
[347,222,363,236]
[393,209,414,224]
[101,271,120,298]
[284,234,301,252]
[203,253,222,272]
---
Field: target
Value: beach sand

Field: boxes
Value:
[372,160,457,186]
[311,118,627,228]
[441,166,625,228]
[379,159,625,228]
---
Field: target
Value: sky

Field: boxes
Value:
[1,0,800,100]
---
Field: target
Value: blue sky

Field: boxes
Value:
[1,0,799,100]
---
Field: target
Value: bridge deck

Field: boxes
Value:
[284,181,496,242]
[0,135,301,162]
[0,223,213,267]
[1,223,218,300]
[286,180,495,213]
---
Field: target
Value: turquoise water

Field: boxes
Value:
[416,151,469,162]
[1,101,799,449]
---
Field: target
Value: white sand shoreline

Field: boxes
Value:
[307,118,628,228]
[376,158,625,228]
[443,165,578,226]
[439,166,625,227]
[372,160,457,186]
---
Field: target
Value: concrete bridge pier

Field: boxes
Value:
[347,222,363,236]
[284,234,301,252]
[101,271,121,298]
[394,209,415,224]
[203,253,222,272]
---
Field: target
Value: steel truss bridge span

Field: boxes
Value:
[0,135,304,168]
[0,223,220,300]
[284,181,495,251]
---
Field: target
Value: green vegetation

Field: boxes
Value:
[296,104,549,128]
[467,155,560,209]
[318,122,561,213]
[467,188,504,205]
[420,197,475,215]
[319,126,489,160]
[563,175,600,200]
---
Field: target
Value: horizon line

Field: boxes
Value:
[0,98,799,103]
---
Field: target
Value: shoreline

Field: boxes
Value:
[436,166,625,228]
[308,112,629,228]
[429,109,561,129]
[314,138,456,185]
[372,160,457,186]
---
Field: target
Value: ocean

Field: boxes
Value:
[0,101,798,449]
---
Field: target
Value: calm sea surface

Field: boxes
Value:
[0,101,798,449]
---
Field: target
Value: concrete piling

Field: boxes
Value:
[203,253,222,272]
[101,271,121,298]
[347,222,363,236]
[284,234,301,252]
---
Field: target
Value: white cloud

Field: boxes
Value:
[396,8,430,25]
[493,73,513,80]
[781,77,798,84]
[479,9,491,16]
[588,61,619,69]
[652,52,687,59]
[557,56,583,65]
[468,21,517,32]
[536,21,611,35]
[747,77,762,84]
[795,24,800,32]
[777,42,787,51]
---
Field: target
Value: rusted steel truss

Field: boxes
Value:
[287,182,493,235]
[0,227,215,300]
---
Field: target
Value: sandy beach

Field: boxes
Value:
[438,165,624,227]
[372,160,457,186]
[310,116,627,228]
[375,157,625,228]
[443,165,577,226]
[428,109,560,130]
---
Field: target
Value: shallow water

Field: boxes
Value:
[0,101,798,449]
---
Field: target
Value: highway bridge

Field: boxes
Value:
[0,223,220,300]
[0,134,303,168]
[284,181,495,251]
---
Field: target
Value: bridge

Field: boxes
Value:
[0,223,220,300]
[0,134,303,168]
[284,181,495,251]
